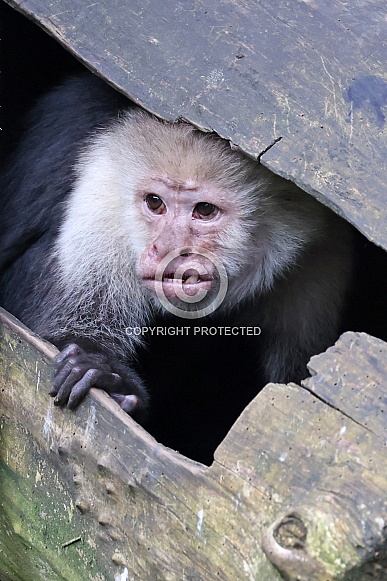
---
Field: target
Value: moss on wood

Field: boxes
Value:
[0,309,386,579]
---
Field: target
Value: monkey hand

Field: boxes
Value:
[50,343,148,421]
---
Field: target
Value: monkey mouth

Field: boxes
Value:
[142,270,214,298]
[162,269,213,284]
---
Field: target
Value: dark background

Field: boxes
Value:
[0,2,84,160]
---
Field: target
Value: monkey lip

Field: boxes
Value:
[142,273,214,298]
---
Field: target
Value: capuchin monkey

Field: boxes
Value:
[0,73,354,423]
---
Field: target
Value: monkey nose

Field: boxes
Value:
[150,244,159,257]
[179,247,193,257]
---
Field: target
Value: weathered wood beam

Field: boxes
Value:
[0,309,386,579]
[3,0,387,250]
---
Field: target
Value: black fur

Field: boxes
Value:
[0,74,128,282]
[0,74,148,421]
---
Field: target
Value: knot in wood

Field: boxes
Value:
[273,514,307,550]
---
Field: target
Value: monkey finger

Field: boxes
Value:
[51,360,86,394]
[91,372,123,392]
[52,365,91,405]
[110,393,139,414]
[66,369,124,409]
[66,368,106,409]
[54,343,83,369]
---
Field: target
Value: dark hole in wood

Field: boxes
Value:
[1,3,386,466]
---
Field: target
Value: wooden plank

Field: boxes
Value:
[0,309,280,581]
[3,0,387,250]
[1,308,387,580]
[305,332,387,440]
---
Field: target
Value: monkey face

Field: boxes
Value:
[135,175,233,314]
[55,105,331,322]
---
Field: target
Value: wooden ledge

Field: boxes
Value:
[0,308,386,580]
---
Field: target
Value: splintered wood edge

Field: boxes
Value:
[1,307,58,359]
[304,330,387,440]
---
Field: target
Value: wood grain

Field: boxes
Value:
[1,309,386,579]
[4,0,387,249]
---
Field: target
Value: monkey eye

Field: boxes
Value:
[193,202,219,220]
[145,194,166,214]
